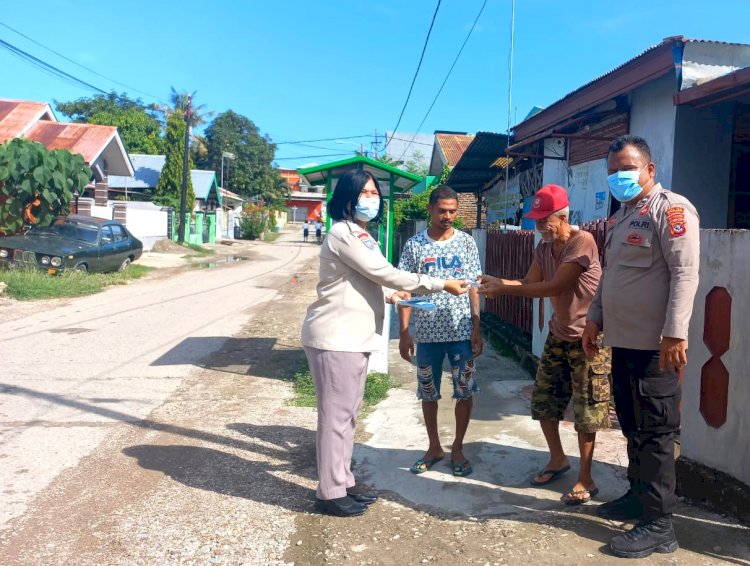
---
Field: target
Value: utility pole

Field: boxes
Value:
[372,129,380,158]
[502,0,516,230]
[177,94,192,244]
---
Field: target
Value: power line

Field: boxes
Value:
[279,142,348,151]
[387,135,433,147]
[275,152,352,161]
[0,37,108,94]
[0,22,165,103]
[384,0,442,150]
[397,0,488,161]
[275,134,370,145]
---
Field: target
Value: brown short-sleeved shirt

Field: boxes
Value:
[533,230,601,342]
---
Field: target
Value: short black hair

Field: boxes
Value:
[429,184,459,205]
[608,135,652,163]
[327,169,383,223]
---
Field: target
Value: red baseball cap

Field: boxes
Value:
[524,184,570,220]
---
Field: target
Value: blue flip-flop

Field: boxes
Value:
[530,464,571,486]
[451,459,473,477]
[410,456,444,474]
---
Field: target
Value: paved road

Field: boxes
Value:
[0,233,318,530]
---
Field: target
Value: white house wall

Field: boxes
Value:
[682,230,750,486]
[542,138,568,188]
[630,73,678,188]
[91,204,113,220]
[124,203,169,251]
[566,159,610,225]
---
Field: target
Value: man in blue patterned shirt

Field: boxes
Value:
[398,185,483,477]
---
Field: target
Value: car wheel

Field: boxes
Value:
[74,263,88,273]
[118,258,131,272]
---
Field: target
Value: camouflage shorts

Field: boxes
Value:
[531,333,611,433]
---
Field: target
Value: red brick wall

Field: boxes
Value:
[457,193,483,228]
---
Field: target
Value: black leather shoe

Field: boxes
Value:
[610,515,679,558]
[597,490,641,521]
[347,490,378,505]
[314,496,367,517]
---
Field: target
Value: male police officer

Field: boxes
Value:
[582,135,700,559]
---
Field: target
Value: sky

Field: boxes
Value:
[2,0,749,170]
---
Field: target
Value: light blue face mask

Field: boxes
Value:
[354,197,380,222]
[607,166,646,202]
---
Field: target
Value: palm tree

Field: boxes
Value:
[167,87,213,128]
[160,88,213,155]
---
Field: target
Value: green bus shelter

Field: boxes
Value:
[298,156,422,262]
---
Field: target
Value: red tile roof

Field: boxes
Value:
[435,133,474,166]
[23,121,117,165]
[0,99,54,143]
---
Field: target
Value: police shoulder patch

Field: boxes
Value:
[356,232,378,250]
[665,206,686,237]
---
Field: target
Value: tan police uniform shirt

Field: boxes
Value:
[301,220,445,353]
[587,184,700,351]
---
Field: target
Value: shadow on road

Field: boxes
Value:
[150,336,307,381]
[4,382,747,564]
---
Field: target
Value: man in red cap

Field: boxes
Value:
[479,184,611,505]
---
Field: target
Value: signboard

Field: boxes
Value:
[567,159,610,225]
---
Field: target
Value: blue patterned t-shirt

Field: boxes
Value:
[397,229,481,343]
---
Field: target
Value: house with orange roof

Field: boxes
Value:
[427,131,484,227]
[0,98,133,181]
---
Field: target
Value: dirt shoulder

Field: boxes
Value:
[1,237,746,566]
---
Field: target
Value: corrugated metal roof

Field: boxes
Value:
[108,154,165,189]
[298,155,422,195]
[445,132,510,193]
[109,153,220,202]
[191,169,218,200]
[435,133,474,166]
[513,37,750,140]
[23,120,116,164]
[0,99,55,143]
[220,187,243,202]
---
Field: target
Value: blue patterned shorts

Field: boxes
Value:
[415,340,478,402]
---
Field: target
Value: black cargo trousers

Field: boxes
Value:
[611,347,681,519]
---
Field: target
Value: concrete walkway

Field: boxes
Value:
[352,316,750,562]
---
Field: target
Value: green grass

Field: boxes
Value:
[291,367,396,409]
[263,231,282,242]
[0,264,152,301]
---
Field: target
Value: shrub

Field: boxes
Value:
[239,204,268,239]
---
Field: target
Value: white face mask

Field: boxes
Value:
[354,197,380,222]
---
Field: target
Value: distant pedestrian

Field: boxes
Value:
[302,221,309,242]
[315,220,323,243]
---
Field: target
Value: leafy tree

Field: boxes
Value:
[199,110,288,206]
[0,138,92,235]
[404,149,428,177]
[392,164,451,228]
[376,154,403,167]
[154,113,194,211]
[55,92,163,154]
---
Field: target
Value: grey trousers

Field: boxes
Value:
[304,347,368,500]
